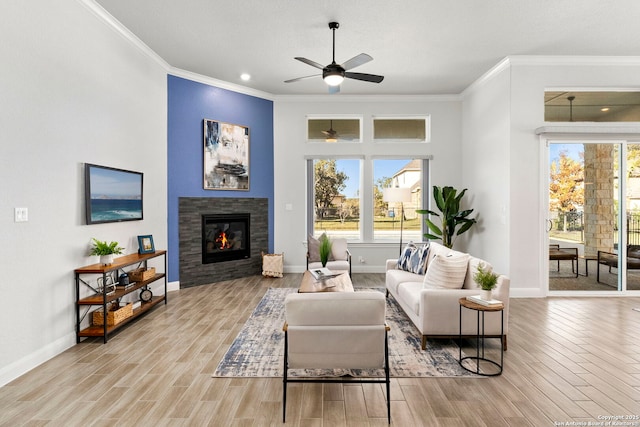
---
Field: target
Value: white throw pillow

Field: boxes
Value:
[423,253,470,289]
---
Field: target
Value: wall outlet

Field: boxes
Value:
[359,256,366,264]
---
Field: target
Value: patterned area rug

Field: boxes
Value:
[213,287,479,378]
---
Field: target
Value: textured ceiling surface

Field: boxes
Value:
[94,0,640,96]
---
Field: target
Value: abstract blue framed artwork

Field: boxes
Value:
[203,119,250,190]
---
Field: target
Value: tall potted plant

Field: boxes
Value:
[417,185,477,249]
[90,238,124,265]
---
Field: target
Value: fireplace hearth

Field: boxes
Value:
[202,213,250,264]
[179,197,267,288]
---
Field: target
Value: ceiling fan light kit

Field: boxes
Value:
[285,21,384,93]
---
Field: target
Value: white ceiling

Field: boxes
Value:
[93,0,640,96]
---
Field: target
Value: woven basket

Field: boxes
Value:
[128,267,156,282]
[93,303,133,326]
[262,252,284,278]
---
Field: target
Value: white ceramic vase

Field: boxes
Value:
[100,254,114,266]
[481,289,492,301]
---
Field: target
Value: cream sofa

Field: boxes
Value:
[386,241,510,350]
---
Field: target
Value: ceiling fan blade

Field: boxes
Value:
[345,72,384,83]
[295,57,325,70]
[284,74,320,83]
[328,85,341,94]
[341,53,373,71]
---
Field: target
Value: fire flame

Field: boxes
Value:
[216,232,232,250]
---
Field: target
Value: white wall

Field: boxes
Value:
[461,63,512,276]
[0,0,167,385]
[463,57,640,297]
[273,96,462,272]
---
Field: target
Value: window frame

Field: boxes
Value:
[372,115,431,143]
[307,156,430,243]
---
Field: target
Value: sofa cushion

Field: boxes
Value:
[397,282,423,316]
[308,260,349,273]
[330,238,349,261]
[423,253,470,289]
[386,268,423,295]
[463,257,493,289]
[425,242,453,270]
[397,242,430,274]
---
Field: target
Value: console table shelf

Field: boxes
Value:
[75,250,167,343]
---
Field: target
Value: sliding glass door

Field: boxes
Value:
[548,141,624,292]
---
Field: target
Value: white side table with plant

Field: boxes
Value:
[473,262,499,301]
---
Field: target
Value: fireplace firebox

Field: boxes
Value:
[202,213,250,264]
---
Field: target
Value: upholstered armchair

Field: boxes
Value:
[282,291,390,423]
[306,235,352,276]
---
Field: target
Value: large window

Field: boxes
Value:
[373,159,423,242]
[308,157,428,242]
[309,159,361,240]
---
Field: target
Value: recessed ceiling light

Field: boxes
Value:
[601,107,610,112]
[240,73,251,81]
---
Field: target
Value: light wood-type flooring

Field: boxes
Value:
[1,273,640,426]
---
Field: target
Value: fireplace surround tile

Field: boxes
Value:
[179,197,268,288]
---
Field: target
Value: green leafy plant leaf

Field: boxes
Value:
[418,186,477,248]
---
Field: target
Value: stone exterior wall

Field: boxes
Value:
[178,197,268,288]
[583,144,615,256]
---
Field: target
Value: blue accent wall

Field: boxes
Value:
[167,75,274,282]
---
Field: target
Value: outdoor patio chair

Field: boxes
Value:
[596,245,640,283]
[549,244,578,277]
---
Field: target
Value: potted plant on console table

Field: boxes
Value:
[90,238,124,266]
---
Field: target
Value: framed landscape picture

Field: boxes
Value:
[203,119,249,190]
[137,235,155,254]
[85,163,143,224]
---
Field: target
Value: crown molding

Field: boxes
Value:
[461,57,511,98]
[78,0,169,71]
[274,94,461,103]
[508,55,640,66]
[461,55,640,99]
[168,68,275,100]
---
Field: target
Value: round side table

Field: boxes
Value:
[458,297,504,376]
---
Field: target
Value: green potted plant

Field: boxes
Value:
[318,234,333,267]
[417,185,477,249]
[90,238,124,265]
[473,262,499,300]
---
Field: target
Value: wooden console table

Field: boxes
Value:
[74,250,167,343]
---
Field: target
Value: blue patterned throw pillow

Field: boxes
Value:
[397,242,430,274]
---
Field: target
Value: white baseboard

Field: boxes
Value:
[167,280,180,292]
[0,332,76,387]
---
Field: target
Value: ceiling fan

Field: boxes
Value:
[284,22,384,94]
[322,120,339,142]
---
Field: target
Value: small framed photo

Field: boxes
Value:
[137,235,155,254]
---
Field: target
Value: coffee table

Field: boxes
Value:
[298,270,354,293]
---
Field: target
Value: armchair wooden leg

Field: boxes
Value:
[503,335,508,351]
[421,335,427,350]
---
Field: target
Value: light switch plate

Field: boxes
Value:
[14,207,28,222]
